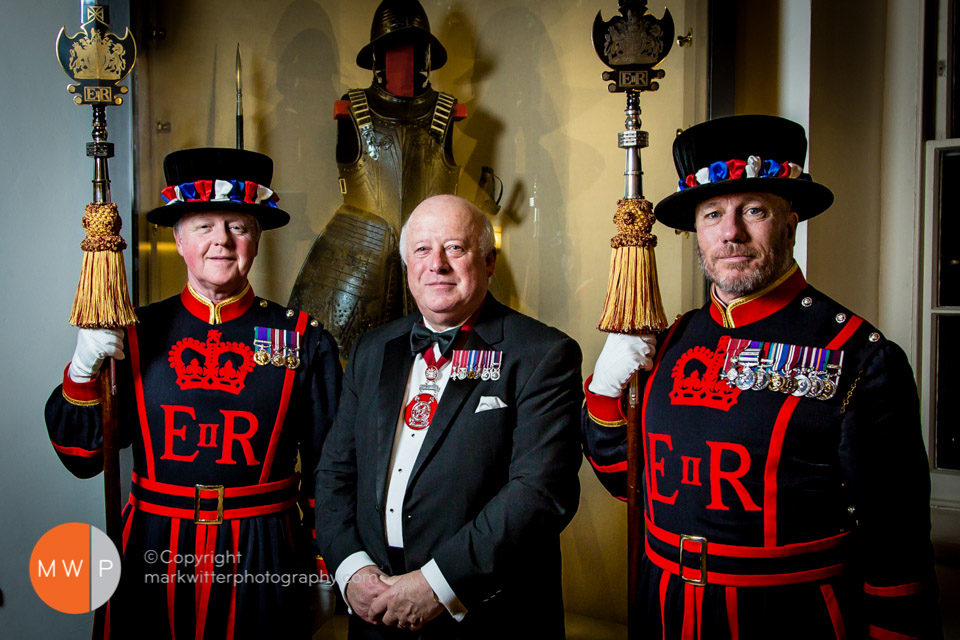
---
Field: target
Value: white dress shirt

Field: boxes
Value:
[334,321,468,621]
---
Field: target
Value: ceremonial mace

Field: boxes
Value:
[56,3,136,630]
[592,0,672,626]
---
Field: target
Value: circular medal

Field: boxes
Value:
[792,374,811,397]
[404,393,437,430]
[736,368,756,391]
[285,353,301,369]
[271,351,286,367]
[819,379,838,400]
[490,369,501,381]
[768,373,784,392]
[780,376,798,394]
[254,349,270,366]
[725,368,739,384]
[752,368,771,391]
[425,366,439,382]
[805,375,824,398]
[481,369,491,381]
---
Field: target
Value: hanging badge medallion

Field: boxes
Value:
[736,368,757,391]
[405,393,438,430]
[285,330,301,369]
[405,365,440,430]
[253,327,271,366]
[792,374,812,397]
[752,363,771,390]
[271,330,286,367]
[489,351,502,381]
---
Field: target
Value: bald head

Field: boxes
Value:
[400,195,495,266]
[401,195,497,330]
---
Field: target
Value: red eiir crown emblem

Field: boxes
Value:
[168,330,255,395]
[669,339,741,411]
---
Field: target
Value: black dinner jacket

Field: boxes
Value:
[315,294,583,638]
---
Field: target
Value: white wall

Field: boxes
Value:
[0,1,133,636]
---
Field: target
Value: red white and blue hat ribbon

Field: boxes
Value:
[678,156,808,191]
[160,179,279,208]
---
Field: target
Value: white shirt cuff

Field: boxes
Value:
[334,551,376,610]
[421,559,467,622]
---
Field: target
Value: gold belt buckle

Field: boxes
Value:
[194,484,224,525]
[679,534,708,585]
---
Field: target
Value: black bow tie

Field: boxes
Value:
[410,323,460,358]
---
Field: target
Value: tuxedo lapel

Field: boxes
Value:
[407,298,506,489]
[376,331,415,505]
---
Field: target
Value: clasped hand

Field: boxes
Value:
[345,567,444,631]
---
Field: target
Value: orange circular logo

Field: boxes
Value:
[29,523,121,613]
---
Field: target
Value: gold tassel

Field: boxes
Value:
[69,202,138,328]
[597,198,667,334]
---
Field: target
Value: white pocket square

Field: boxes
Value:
[475,396,508,413]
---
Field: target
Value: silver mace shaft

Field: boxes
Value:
[620,90,648,201]
[89,104,114,205]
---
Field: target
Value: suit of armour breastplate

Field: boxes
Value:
[289,85,460,355]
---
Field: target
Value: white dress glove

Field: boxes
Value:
[68,328,125,383]
[588,333,657,397]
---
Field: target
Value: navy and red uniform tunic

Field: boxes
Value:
[582,266,941,639]
[45,284,341,639]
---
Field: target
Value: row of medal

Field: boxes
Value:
[253,327,301,369]
[721,338,844,400]
[405,349,504,430]
[450,349,503,381]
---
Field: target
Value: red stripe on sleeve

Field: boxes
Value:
[588,456,628,473]
[863,582,928,597]
[51,441,102,458]
[867,626,918,640]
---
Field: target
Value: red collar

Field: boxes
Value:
[708,264,806,329]
[181,283,255,324]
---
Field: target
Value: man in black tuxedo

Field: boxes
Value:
[315,194,582,638]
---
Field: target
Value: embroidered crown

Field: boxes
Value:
[168,330,256,395]
[669,342,740,411]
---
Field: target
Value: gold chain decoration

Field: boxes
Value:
[839,369,863,414]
